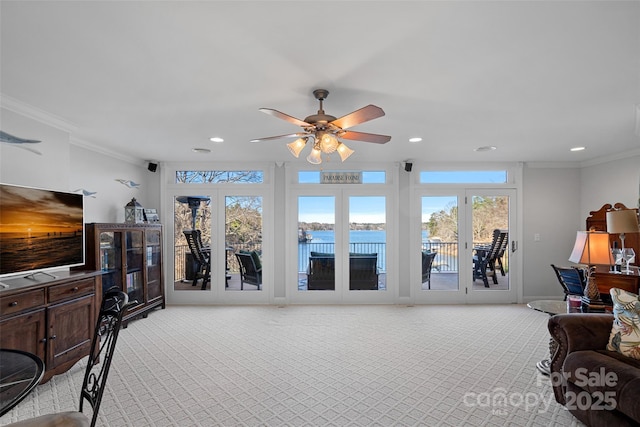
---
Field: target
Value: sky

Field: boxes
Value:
[0,185,83,234]
[297,170,505,224]
[298,196,387,224]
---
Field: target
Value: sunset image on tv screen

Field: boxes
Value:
[0,184,84,275]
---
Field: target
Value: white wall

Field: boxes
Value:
[70,145,159,223]
[580,155,640,218]
[1,109,71,190]
[521,155,640,301]
[522,165,582,300]
[1,108,160,224]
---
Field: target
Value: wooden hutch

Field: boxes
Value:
[586,203,640,298]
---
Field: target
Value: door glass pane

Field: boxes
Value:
[349,196,385,291]
[298,196,335,291]
[146,229,162,301]
[422,196,459,291]
[471,195,510,290]
[100,231,122,294]
[226,196,263,291]
[173,196,211,291]
[125,230,144,303]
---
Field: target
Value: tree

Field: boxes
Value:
[424,196,508,243]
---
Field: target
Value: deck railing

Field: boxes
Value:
[174,243,260,281]
[421,241,458,272]
[175,240,504,280]
[297,242,388,273]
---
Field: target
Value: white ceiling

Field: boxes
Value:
[2,1,639,165]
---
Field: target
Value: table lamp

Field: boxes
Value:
[569,231,614,311]
[606,208,640,251]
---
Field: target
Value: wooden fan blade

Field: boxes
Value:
[250,133,307,143]
[340,131,391,144]
[330,105,385,130]
[259,108,311,127]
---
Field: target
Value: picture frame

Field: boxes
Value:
[144,208,160,223]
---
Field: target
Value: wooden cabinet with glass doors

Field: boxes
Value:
[81,223,165,326]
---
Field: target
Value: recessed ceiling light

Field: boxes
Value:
[210,137,224,143]
[409,137,422,143]
[570,146,585,152]
[474,146,497,152]
[192,148,211,154]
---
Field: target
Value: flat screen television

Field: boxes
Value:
[0,183,84,279]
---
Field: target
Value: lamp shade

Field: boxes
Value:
[336,142,354,162]
[306,146,322,165]
[606,209,640,234]
[287,138,307,158]
[568,231,614,265]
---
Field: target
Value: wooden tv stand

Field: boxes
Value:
[0,270,102,383]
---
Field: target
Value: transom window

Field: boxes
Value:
[175,171,263,184]
[420,170,507,184]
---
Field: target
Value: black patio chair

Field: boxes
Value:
[495,233,509,276]
[184,229,211,290]
[473,229,508,287]
[5,288,131,427]
[235,252,262,290]
[422,251,438,289]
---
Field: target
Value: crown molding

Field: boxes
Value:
[70,136,146,167]
[0,93,78,134]
[579,147,640,168]
[525,161,582,169]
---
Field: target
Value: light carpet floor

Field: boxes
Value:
[0,304,583,426]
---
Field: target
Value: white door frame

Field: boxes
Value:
[288,188,396,304]
[409,163,523,305]
[162,163,274,306]
[465,188,518,304]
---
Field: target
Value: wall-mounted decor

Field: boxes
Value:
[74,188,97,198]
[0,130,42,155]
[115,179,140,189]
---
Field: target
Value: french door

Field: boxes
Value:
[290,189,393,304]
[167,188,270,305]
[414,189,517,304]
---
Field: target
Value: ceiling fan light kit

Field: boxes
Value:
[306,143,323,165]
[287,137,308,158]
[252,89,390,165]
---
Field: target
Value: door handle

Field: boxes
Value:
[511,241,517,252]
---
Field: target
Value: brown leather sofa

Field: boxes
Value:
[548,314,640,426]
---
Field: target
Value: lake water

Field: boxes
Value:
[306,230,430,243]
[0,232,83,274]
[297,230,433,271]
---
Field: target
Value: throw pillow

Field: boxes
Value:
[607,288,640,359]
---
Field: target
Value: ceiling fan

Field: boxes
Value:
[250,89,391,164]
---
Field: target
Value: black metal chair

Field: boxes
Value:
[551,264,586,300]
[473,229,509,287]
[422,251,438,289]
[6,288,131,427]
[183,229,211,290]
[235,252,262,290]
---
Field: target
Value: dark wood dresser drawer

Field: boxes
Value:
[48,279,95,303]
[0,289,46,316]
